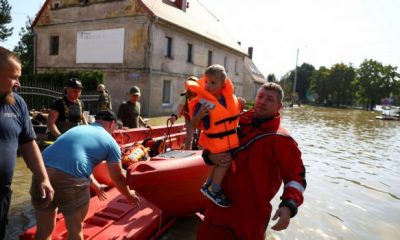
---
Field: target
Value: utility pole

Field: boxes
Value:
[293,48,299,106]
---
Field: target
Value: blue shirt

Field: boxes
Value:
[0,93,36,187]
[43,123,121,178]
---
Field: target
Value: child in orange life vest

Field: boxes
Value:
[170,76,198,150]
[187,64,242,208]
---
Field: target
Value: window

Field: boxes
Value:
[50,36,59,55]
[187,43,193,63]
[207,50,213,66]
[80,0,89,5]
[52,0,62,9]
[165,36,172,58]
[224,56,228,71]
[162,80,172,104]
[234,60,238,74]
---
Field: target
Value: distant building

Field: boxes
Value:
[243,47,267,100]
[33,0,265,115]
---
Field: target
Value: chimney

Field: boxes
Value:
[248,47,253,59]
[175,0,187,12]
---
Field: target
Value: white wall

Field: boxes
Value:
[76,28,125,63]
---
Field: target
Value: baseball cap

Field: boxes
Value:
[65,78,84,89]
[95,110,117,122]
[129,86,141,96]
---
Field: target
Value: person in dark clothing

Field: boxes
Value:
[117,85,150,129]
[0,46,54,239]
[47,78,88,140]
[97,84,112,112]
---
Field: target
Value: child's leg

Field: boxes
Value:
[203,161,232,208]
[209,161,231,192]
[204,167,215,187]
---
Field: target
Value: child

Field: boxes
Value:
[186,64,241,208]
[170,76,198,150]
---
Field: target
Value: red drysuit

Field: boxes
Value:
[197,110,306,240]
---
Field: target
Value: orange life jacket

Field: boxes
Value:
[186,77,240,153]
[121,144,150,169]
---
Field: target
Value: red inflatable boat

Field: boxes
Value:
[20,124,209,239]
[127,150,209,216]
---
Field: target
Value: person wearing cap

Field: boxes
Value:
[97,83,112,112]
[117,85,150,128]
[31,109,140,240]
[170,76,198,150]
[47,78,88,140]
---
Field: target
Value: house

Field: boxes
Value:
[243,47,267,100]
[33,0,265,115]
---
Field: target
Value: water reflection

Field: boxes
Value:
[6,106,400,240]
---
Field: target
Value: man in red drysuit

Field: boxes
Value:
[197,82,307,240]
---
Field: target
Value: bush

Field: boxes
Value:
[21,70,103,91]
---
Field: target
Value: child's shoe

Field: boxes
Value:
[200,184,209,196]
[204,187,231,208]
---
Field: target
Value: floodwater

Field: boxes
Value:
[5,106,400,240]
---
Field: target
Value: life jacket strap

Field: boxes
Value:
[214,114,239,125]
[205,128,238,139]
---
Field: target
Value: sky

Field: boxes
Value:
[2,0,400,78]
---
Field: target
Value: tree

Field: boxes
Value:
[14,17,34,74]
[355,59,400,110]
[0,0,13,41]
[279,71,294,102]
[310,66,330,104]
[295,63,315,103]
[267,73,276,82]
[328,63,356,106]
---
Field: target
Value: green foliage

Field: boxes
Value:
[13,17,34,74]
[267,73,276,82]
[328,63,356,106]
[0,0,13,41]
[245,101,254,109]
[355,59,400,109]
[279,63,315,103]
[279,71,294,102]
[308,60,399,108]
[296,63,315,102]
[20,71,104,91]
[310,66,330,104]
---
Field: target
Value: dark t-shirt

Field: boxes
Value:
[50,96,84,123]
[117,101,141,128]
[0,93,36,187]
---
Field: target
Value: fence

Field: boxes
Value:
[17,85,99,114]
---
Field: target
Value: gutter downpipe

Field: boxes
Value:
[145,15,158,117]
[33,31,37,74]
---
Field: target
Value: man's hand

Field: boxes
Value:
[38,178,54,208]
[237,96,247,111]
[271,206,291,231]
[90,174,108,201]
[126,190,140,205]
[93,184,108,201]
